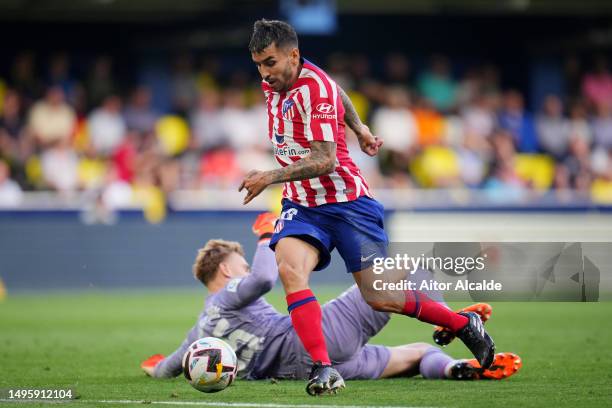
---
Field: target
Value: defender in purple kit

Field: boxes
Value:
[141,214,521,383]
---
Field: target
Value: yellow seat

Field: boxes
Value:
[78,158,107,189]
[410,145,459,187]
[591,178,612,204]
[514,154,555,191]
[156,115,190,156]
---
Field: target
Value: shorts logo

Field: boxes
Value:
[316,103,335,114]
[283,98,296,120]
[280,208,298,221]
[361,253,376,262]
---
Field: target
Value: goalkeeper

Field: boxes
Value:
[142,213,520,382]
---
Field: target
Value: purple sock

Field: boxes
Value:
[419,347,455,379]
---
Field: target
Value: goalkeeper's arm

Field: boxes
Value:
[141,319,202,378]
[219,213,279,310]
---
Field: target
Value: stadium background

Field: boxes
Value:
[1,2,612,408]
[1,0,612,290]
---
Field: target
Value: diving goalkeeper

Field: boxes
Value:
[141,214,520,383]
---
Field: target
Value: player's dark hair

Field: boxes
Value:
[248,19,298,53]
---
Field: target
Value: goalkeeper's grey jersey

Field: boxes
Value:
[153,240,450,380]
[154,242,294,379]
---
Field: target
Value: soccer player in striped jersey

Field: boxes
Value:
[240,19,495,395]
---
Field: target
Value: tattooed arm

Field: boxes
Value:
[267,141,335,183]
[338,85,384,157]
[239,141,336,204]
[338,86,364,135]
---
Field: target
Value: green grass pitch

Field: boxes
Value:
[1,288,611,408]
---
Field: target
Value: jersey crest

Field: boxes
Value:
[282,98,296,120]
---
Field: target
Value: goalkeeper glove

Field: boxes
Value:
[252,212,277,242]
[141,354,165,377]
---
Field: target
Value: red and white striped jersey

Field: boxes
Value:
[262,58,371,207]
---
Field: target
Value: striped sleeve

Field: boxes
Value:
[302,74,339,143]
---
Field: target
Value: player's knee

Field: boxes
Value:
[277,260,309,290]
[358,285,396,312]
[412,342,432,350]
[277,260,301,279]
[409,342,434,359]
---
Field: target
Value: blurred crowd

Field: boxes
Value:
[1,51,612,211]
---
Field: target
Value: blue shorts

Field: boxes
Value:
[269,196,388,273]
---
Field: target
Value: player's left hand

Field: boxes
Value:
[356,124,383,156]
[239,170,271,205]
[141,354,165,377]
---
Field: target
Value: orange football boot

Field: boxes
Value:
[472,352,522,379]
[449,352,522,380]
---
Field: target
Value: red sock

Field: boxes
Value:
[403,290,468,333]
[286,289,331,365]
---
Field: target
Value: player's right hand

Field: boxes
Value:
[356,124,383,156]
[239,170,272,205]
[141,354,165,377]
[252,212,277,240]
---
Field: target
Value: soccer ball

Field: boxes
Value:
[182,337,238,393]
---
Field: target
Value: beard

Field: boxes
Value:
[276,64,297,92]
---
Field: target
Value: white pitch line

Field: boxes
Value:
[0,398,442,408]
[98,401,440,408]
[0,400,67,404]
